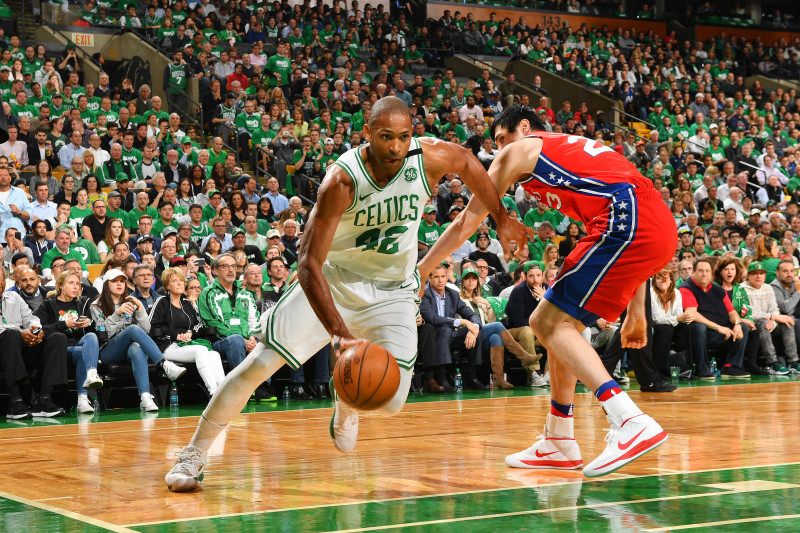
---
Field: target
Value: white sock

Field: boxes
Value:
[189,344,284,452]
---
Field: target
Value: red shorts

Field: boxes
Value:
[545,187,676,325]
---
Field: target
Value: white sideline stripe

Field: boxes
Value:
[126,462,800,527]
[0,489,137,533]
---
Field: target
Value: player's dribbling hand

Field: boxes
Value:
[332,334,369,359]
[495,211,533,257]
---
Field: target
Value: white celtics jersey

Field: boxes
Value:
[327,138,432,282]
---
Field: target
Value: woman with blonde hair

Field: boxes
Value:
[35,270,103,414]
[83,151,108,188]
[459,267,540,389]
[149,268,226,396]
[542,242,561,270]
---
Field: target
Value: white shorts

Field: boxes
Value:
[262,261,421,370]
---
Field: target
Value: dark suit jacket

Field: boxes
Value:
[162,162,188,186]
[27,141,58,169]
[506,282,542,329]
[420,282,481,329]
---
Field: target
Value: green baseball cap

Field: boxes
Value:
[208,189,221,198]
[423,205,436,214]
[524,260,544,273]
[461,267,479,279]
[181,136,192,144]
[747,261,766,274]
[655,101,663,107]
[232,227,245,237]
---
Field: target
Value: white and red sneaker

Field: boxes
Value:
[505,414,583,470]
[583,413,667,478]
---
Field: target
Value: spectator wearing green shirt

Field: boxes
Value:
[207,137,228,168]
[233,99,261,165]
[126,191,159,231]
[528,222,555,263]
[523,203,562,231]
[418,205,443,250]
[442,110,467,144]
[291,135,319,201]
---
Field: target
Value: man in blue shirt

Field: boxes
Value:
[0,167,30,238]
[262,176,289,213]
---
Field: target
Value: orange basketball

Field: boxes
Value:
[333,343,401,410]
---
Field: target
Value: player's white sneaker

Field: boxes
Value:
[76,394,94,414]
[165,445,206,492]
[583,413,667,478]
[505,414,583,469]
[329,378,358,453]
[82,368,103,390]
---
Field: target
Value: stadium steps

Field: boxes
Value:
[6,0,35,39]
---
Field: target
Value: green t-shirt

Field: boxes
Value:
[418,220,443,247]
[71,238,100,264]
[152,218,179,238]
[523,208,562,231]
[125,206,158,230]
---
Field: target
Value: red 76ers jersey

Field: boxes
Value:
[519,132,655,233]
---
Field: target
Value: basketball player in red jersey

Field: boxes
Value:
[420,106,676,477]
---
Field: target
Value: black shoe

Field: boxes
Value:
[441,380,456,392]
[289,384,310,400]
[465,378,489,390]
[640,381,677,392]
[6,398,31,420]
[311,383,329,399]
[721,366,751,379]
[254,383,277,402]
[696,368,716,380]
[31,397,65,418]
[679,369,694,381]
[744,364,769,376]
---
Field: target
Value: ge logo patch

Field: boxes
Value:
[404,168,417,182]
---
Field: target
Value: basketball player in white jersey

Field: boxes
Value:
[166,97,530,491]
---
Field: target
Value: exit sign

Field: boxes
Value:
[71,33,94,47]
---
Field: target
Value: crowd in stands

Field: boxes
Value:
[2,0,800,418]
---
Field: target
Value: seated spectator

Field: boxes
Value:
[650,268,689,380]
[419,263,487,390]
[90,268,187,411]
[149,268,226,397]
[131,263,160,311]
[742,261,798,374]
[9,266,45,313]
[197,253,260,370]
[41,226,88,280]
[468,231,505,274]
[0,267,68,419]
[679,259,746,380]
[771,259,800,365]
[714,257,763,375]
[98,218,129,263]
[26,220,55,268]
[459,267,539,388]
[35,271,102,414]
[505,261,547,386]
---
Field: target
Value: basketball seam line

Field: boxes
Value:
[358,347,393,408]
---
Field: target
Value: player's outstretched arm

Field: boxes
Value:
[420,139,503,218]
[418,139,538,282]
[297,166,356,341]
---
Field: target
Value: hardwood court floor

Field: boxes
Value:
[0,379,799,532]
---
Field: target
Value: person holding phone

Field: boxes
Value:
[90,269,188,411]
[35,271,103,414]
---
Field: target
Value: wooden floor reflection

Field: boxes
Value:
[0,381,797,528]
